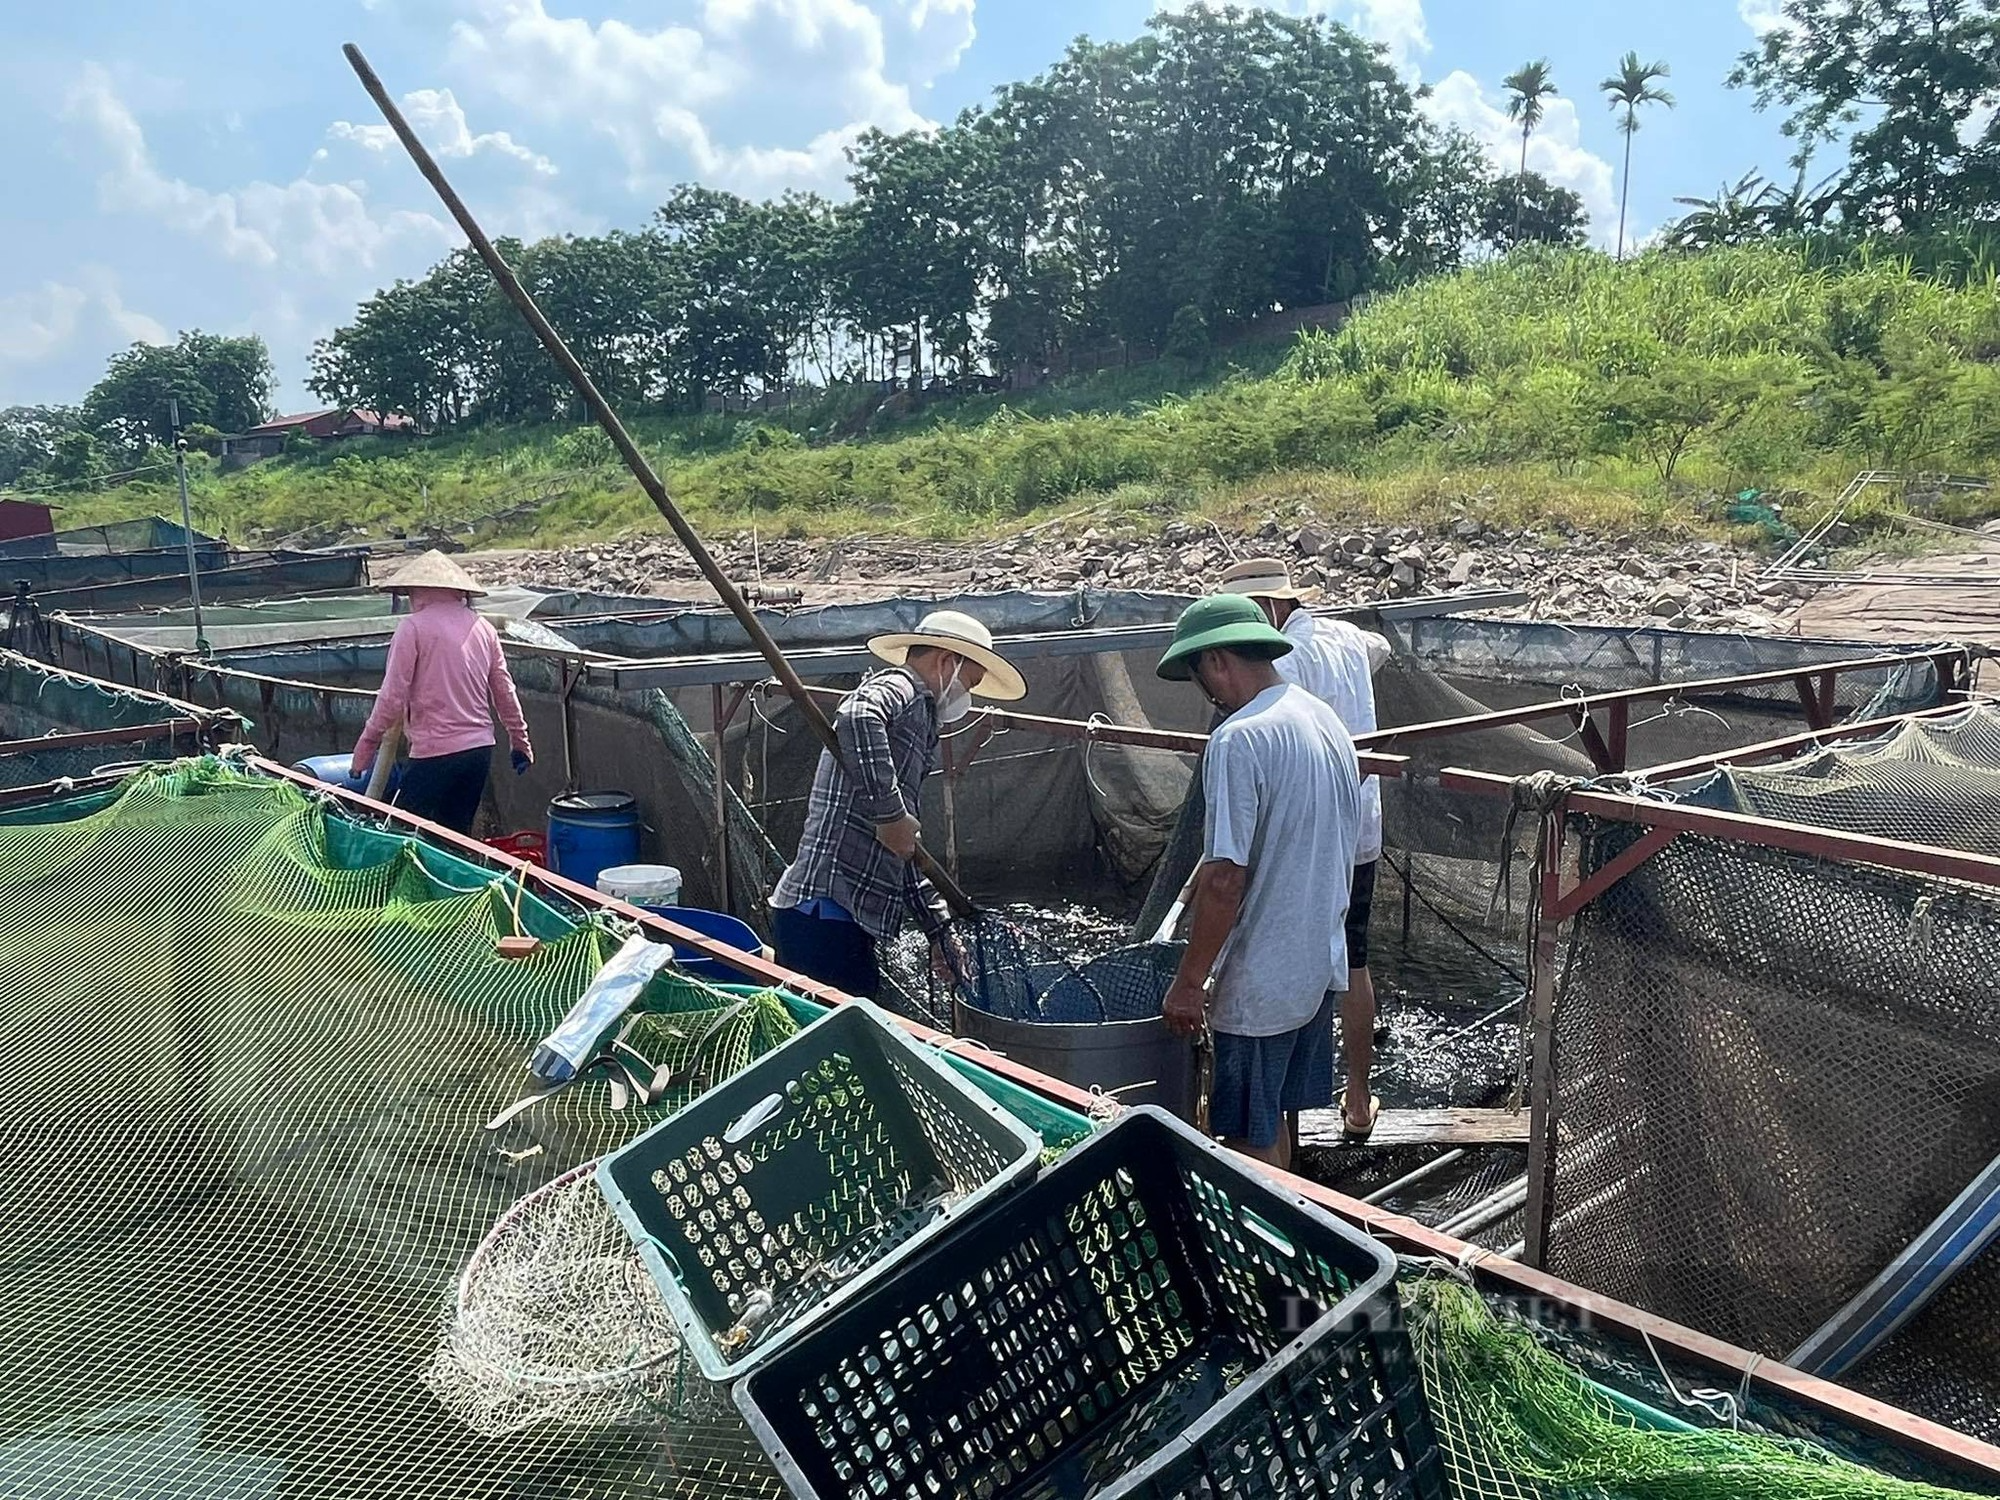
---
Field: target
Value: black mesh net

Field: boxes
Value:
[934,913,1182,1024]
[1546,818,2000,1441]
[1665,703,2000,847]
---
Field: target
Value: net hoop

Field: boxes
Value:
[449,1156,685,1394]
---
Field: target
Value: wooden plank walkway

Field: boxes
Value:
[1298,1105,1529,1150]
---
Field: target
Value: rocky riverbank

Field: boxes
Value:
[467,512,1818,632]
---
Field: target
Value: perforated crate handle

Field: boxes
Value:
[725,1092,785,1144]
[1241,1207,1297,1259]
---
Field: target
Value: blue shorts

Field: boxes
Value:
[1210,991,1337,1149]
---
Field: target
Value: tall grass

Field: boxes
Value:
[55,245,2000,547]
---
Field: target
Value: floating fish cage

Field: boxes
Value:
[0,744,1993,1498]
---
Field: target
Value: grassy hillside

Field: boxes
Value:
[67,245,2000,551]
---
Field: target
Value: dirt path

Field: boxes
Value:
[1793,550,2000,685]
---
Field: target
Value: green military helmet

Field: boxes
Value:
[1156,593,1295,681]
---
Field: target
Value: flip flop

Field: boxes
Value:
[1341,1094,1382,1144]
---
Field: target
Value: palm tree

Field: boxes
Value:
[1503,61,1558,248]
[1602,53,1675,259]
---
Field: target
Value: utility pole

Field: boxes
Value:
[168,399,209,654]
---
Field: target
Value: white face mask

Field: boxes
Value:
[937,660,974,725]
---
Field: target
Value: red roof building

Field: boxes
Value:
[221,408,419,467]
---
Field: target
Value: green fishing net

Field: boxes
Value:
[1408,1275,1984,1500]
[0,759,802,1499]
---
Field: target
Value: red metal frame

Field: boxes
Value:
[1446,729,2000,1380]
[2,644,235,724]
[798,684,1410,778]
[0,770,132,809]
[1439,763,2000,888]
[247,753,1109,1117]
[1371,647,1966,772]
[0,718,217,760]
[801,646,1955,779]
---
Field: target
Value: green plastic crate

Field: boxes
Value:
[765,990,1095,1153]
[596,999,1044,1381]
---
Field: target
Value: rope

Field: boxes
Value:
[1628,695,1732,735]
[1380,848,1528,985]
[1081,712,1114,799]
[1488,770,1576,931]
[1641,1327,1745,1429]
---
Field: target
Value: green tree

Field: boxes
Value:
[1385,127,1496,281]
[83,332,273,450]
[1163,304,1212,366]
[311,252,492,427]
[1603,355,1772,479]
[1479,173,1590,252]
[0,406,83,488]
[43,430,110,489]
[839,128,985,388]
[1602,54,1675,259]
[1730,0,2000,231]
[1661,167,1842,249]
[972,8,1437,354]
[1503,60,1559,246]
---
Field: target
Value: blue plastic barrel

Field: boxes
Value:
[548,791,641,889]
[647,905,763,984]
[293,753,402,797]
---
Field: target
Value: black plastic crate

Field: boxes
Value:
[735,1106,1445,1500]
[598,1000,1044,1381]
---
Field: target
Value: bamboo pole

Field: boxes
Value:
[341,43,974,916]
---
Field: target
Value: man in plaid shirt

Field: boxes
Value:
[770,610,1027,997]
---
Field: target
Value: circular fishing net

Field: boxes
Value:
[932,912,1183,1024]
[424,1159,724,1436]
[424,988,801,1437]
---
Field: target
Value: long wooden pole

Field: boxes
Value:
[342,43,974,916]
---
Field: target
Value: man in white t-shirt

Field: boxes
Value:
[1221,558,1390,1143]
[1156,593,1362,1169]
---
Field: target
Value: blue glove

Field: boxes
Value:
[511,750,531,776]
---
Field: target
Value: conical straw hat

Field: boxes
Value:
[378,549,487,596]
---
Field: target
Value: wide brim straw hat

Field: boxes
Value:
[378,549,488,596]
[1218,556,1308,600]
[867,609,1028,701]
[1156,593,1296,681]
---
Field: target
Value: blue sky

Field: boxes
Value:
[0,0,1799,411]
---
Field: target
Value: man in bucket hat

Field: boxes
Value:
[352,550,532,834]
[1156,594,1363,1169]
[770,609,1026,998]
[1221,557,1391,1143]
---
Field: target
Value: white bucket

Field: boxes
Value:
[596,863,683,906]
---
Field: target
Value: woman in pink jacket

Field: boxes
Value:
[351,550,533,835]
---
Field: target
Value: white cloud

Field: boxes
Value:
[0,271,166,366]
[1423,70,1619,246]
[0,284,89,364]
[329,86,557,174]
[1738,0,1794,37]
[650,106,874,192]
[64,63,453,277]
[1152,0,1430,79]
[901,0,978,84]
[445,0,966,195]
